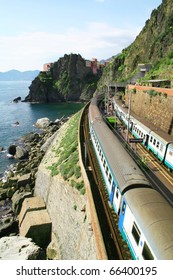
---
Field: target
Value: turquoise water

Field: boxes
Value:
[0,81,84,177]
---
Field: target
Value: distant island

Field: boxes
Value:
[0,69,40,81]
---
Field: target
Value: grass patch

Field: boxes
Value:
[47,110,85,194]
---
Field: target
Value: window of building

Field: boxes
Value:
[142,242,154,260]
[132,222,141,245]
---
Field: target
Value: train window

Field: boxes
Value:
[150,136,153,143]
[108,173,112,184]
[156,141,159,148]
[99,148,101,156]
[153,139,156,146]
[122,201,126,214]
[169,151,173,156]
[106,166,109,176]
[116,189,119,199]
[101,154,104,162]
[142,242,154,260]
[132,222,141,245]
[160,144,163,152]
[103,160,106,168]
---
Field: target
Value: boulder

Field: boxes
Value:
[0,146,4,152]
[22,132,40,143]
[13,96,21,103]
[11,190,32,215]
[15,146,28,160]
[8,144,16,156]
[35,117,50,128]
[17,173,31,187]
[0,189,8,200]
[0,216,18,238]
[0,236,45,260]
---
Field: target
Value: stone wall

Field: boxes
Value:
[34,122,97,260]
[125,85,173,136]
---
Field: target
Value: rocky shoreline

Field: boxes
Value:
[0,116,68,259]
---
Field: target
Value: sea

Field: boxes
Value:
[0,81,84,178]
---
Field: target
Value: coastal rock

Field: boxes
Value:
[13,96,21,103]
[0,146,4,152]
[0,236,45,260]
[24,54,100,103]
[11,190,32,215]
[15,146,28,160]
[0,189,8,200]
[17,173,31,187]
[0,216,18,238]
[8,144,16,156]
[35,117,50,128]
[22,131,41,143]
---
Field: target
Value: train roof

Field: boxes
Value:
[89,98,151,194]
[124,188,173,259]
[113,97,173,143]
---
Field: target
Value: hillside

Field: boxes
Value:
[0,70,40,81]
[99,0,173,85]
[24,54,100,103]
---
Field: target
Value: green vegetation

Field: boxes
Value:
[98,1,173,84]
[53,71,70,97]
[47,110,85,195]
[144,50,173,81]
[39,71,53,83]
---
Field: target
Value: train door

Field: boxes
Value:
[109,181,116,205]
[144,134,149,147]
[129,121,133,133]
[118,199,126,230]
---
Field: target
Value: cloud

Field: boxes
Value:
[0,21,140,71]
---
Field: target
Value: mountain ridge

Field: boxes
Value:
[0,69,40,81]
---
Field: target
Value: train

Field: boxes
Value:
[88,95,173,260]
[112,97,173,172]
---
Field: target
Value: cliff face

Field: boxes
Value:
[99,0,173,84]
[25,54,100,103]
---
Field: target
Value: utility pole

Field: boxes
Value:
[107,84,109,115]
[126,89,132,142]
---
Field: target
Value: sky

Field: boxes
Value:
[0,0,162,72]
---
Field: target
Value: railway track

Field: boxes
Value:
[80,105,132,260]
